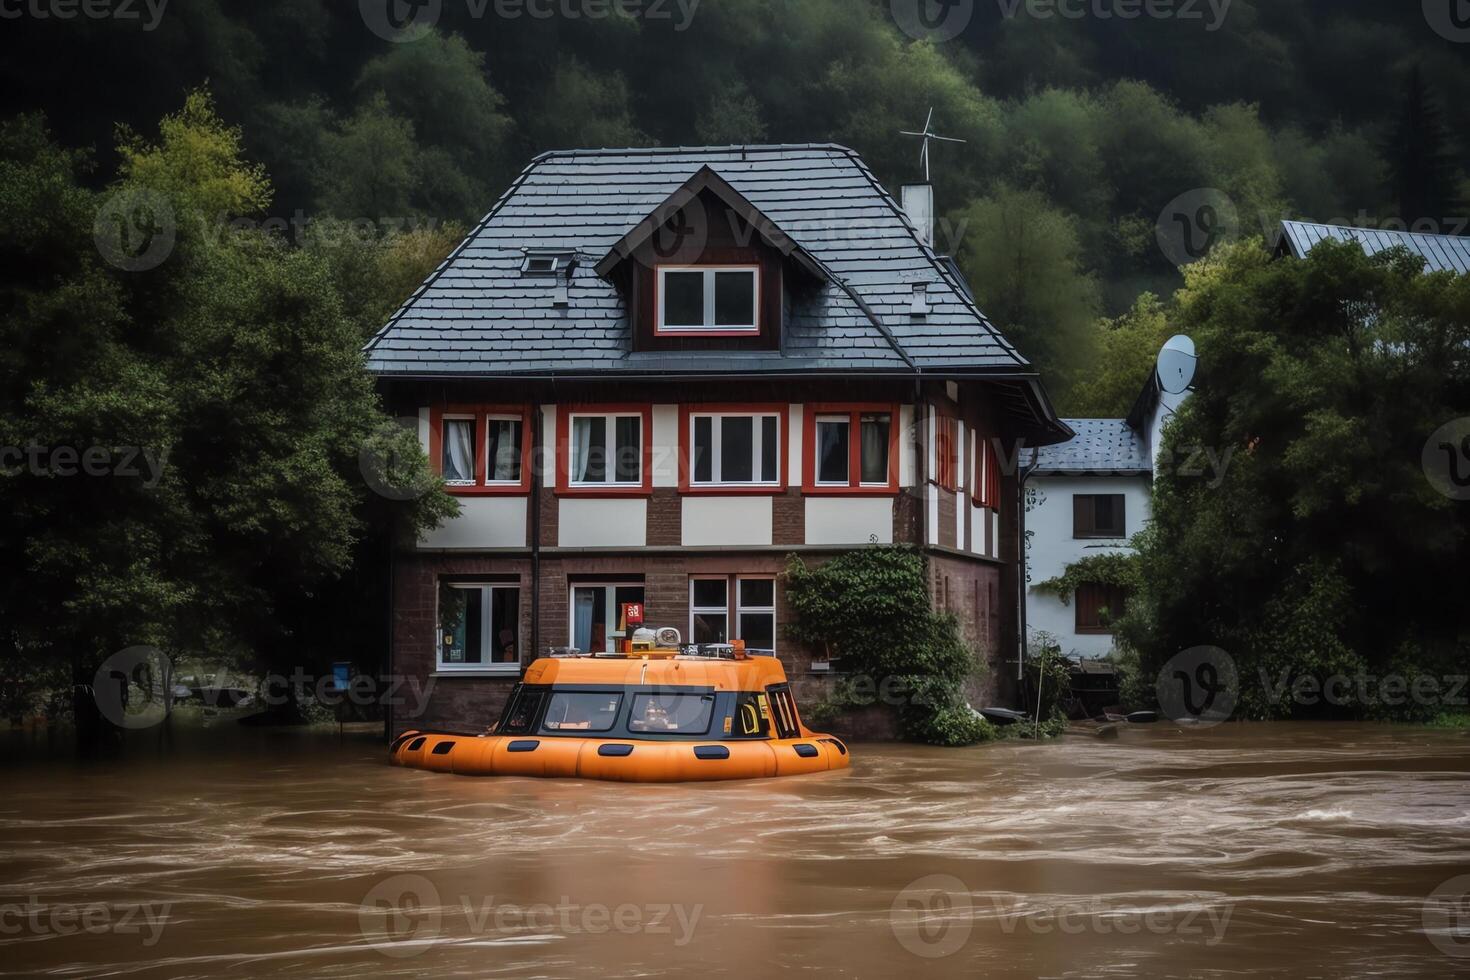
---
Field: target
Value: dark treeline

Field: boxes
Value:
[6,0,1469,408]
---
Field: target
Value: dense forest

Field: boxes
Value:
[6,0,1469,410]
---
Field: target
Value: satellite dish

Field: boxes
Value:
[1156,335,1197,394]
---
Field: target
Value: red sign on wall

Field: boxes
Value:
[622,602,645,627]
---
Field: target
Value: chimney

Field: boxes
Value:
[901,183,935,249]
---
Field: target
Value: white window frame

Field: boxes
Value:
[569,582,646,654]
[689,412,781,487]
[436,582,521,673]
[485,413,523,486]
[814,414,852,487]
[736,576,777,654]
[656,266,761,334]
[441,414,477,487]
[689,576,730,645]
[568,412,644,487]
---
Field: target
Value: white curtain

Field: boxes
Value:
[489,421,516,481]
[445,420,475,482]
[573,589,595,652]
[860,415,890,483]
[572,418,595,482]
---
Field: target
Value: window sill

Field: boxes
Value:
[803,485,900,497]
[556,485,654,498]
[1073,629,1117,636]
[446,484,532,497]
[431,669,522,678]
[681,484,787,496]
[1073,534,1127,541]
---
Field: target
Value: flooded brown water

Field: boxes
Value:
[2,723,1469,978]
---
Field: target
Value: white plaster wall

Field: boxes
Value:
[558,498,648,548]
[898,404,915,487]
[419,497,528,550]
[805,496,893,545]
[651,404,678,488]
[681,496,774,547]
[1024,473,1152,658]
[788,403,803,482]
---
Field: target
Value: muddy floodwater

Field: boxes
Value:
[2,723,1469,978]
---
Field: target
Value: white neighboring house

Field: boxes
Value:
[1024,372,1188,658]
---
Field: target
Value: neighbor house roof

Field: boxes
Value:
[1033,419,1151,475]
[363,144,1032,378]
[1275,220,1470,274]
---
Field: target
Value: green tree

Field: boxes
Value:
[1065,293,1175,418]
[318,93,418,223]
[1385,66,1463,233]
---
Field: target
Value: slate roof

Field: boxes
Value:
[1276,220,1470,274]
[364,144,1031,377]
[1033,419,1151,475]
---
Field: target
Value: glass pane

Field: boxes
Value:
[614,416,641,483]
[439,585,483,665]
[442,419,476,483]
[487,419,520,482]
[501,688,546,734]
[738,612,775,652]
[572,586,605,652]
[693,612,728,644]
[663,271,704,327]
[693,416,713,483]
[692,578,727,608]
[714,270,756,327]
[541,692,622,732]
[733,692,770,737]
[490,587,519,663]
[720,416,754,483]
[761,416,778,482]
[860,413,891,484]
[629,693,716,734]
[817,419,849,484]
[572,417,605,483]
[739,578,774,608]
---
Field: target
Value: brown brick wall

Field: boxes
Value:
[772,488,804,546]
[646,488,682,546]
[928,552,1006,707]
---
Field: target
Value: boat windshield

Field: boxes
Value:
[541,692,622,732]
[628,693,715,734]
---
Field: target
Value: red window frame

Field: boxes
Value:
[556,403,655,498]
[653,264,763,337]
[802,403,900,496]
[678,404,789,494]
[932,415,959,491]
[973,432,1002,511]
[428,404,534,496]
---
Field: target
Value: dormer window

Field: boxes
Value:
[656,266,759,334]
[521,250,575,276]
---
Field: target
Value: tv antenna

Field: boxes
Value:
[900,108,967,182]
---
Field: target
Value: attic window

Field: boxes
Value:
[656,266,759,334]
[521,251,575,277]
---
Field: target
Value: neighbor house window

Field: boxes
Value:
[657,266,759,333]
[688,575,777,653]
[806,404,898,492]
[933,416,959,490]
[569,412,644,487]
[689,411,781,487]
[974,432,1001,511]
[1073,494,1126,538]
[431,406,531,493]
[570,582,645,654]
[437,582,521,671]
[1075,583,1128,634]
